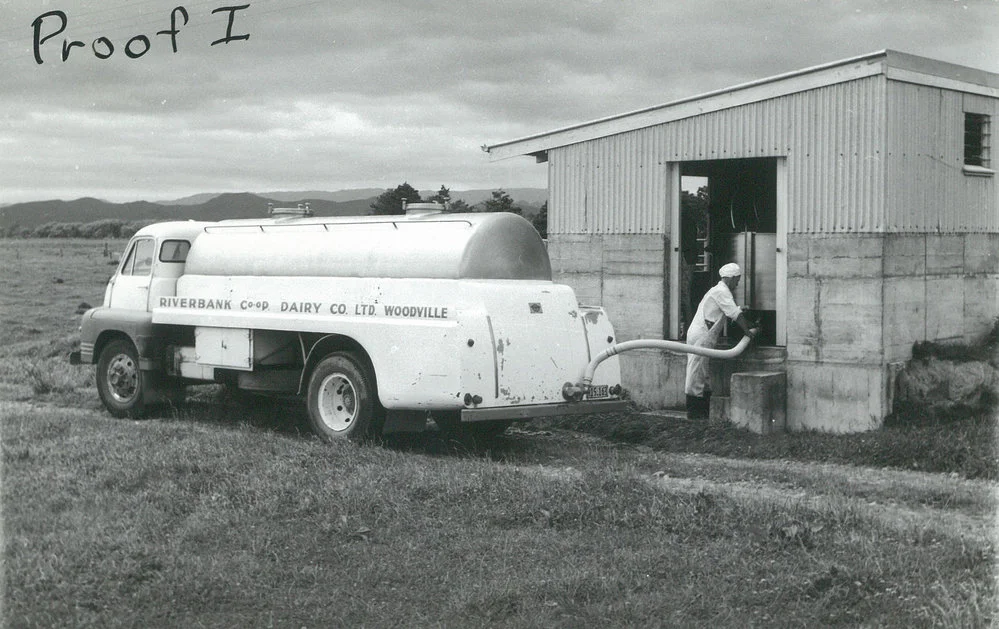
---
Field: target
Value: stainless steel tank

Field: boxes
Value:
[183,212,552,281]
[727,232,776,311]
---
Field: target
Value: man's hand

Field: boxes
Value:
[748,327,761,339]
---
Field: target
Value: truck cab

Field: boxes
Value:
[105,222,205,312]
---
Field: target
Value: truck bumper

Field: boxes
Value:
[461,399,630,422]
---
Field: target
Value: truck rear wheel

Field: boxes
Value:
[306,353,382,442]
[96,339,146,418]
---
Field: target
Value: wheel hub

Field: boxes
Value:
[318,374,357,432]
[106,354,138,403]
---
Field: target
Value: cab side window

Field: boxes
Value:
[121,238,155,276]
[159,240,191,263]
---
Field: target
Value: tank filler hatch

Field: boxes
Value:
[267,203,314,218]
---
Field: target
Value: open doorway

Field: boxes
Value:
[678,158,781,347]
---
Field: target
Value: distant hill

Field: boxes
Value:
[0,188,547,232]
[152,192,224,206]
[156,188,548,207]
[156,189,388,205]
[0,193,374,232]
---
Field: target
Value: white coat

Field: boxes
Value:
[684,280,743,396]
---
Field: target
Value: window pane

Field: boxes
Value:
[132,239,155,276]
[120,242,137,276]
[965,112,990,167]
[159,240,191,262]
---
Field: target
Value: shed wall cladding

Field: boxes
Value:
[886,82,998,232]
[548,131,670,234]
[548,75,889,235]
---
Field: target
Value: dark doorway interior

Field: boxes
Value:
[680,158,778,346]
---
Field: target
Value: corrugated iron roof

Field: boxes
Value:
[486,50,999,161]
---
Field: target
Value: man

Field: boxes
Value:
[684,262,758,419]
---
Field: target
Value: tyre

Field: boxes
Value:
[96,339,147,418]
[306,352,382,441]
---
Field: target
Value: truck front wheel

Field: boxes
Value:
[96,339,146,418]
[306,353,382,442]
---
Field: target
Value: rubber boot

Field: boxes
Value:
[686,394,708,419]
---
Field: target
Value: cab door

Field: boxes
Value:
[109,237,156,311]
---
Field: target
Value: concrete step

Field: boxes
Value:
[730,371,786,434]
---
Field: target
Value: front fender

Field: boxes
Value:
[78,308,156,368]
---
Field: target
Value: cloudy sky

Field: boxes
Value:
[1,0,997,204]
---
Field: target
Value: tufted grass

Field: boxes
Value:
[2,238,996,627]
[3,403,995,628]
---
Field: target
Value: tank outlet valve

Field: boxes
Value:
[463,393,483,406]
[562,382,585,402]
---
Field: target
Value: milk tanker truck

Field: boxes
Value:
[70,204,629,441]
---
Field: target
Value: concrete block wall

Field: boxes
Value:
[786,234,890,431]
[883,233,999,361]
[620,351,687,409]
[548,234,682,408]
[547,234,667,342]
[964,234,999,345]
[787,235,885,363]
[786,362,894,432]
[549,231,996,429]
[546,234,604,305]
[787,232,998,431]
[710,346,787,397]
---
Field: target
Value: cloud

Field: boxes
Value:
[1,0,996,203]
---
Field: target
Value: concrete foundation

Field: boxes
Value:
[547,234,667,342]
[783,232,998,431]
[618,350,687,409]
[549,231,998,432]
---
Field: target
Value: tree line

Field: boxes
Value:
[2,185,550,239]
[371,184,547,238]
[2,218,158,240]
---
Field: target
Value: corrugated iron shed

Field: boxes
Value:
[487,50,999,234]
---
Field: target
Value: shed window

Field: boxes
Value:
[964,112,991,168]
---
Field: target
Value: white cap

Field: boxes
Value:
[719,263,741,278]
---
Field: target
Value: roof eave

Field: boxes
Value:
[485,50,890,161]
[485,49,999,162]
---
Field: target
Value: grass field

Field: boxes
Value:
[1,239,996,628]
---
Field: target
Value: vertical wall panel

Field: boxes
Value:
[549,131,668,234]
[549,76,897,235]
[886,82,998,233]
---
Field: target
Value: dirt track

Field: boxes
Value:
[6,399,997,548]
[503,425,998,545]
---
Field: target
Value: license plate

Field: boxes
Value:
[588,384,609,399]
